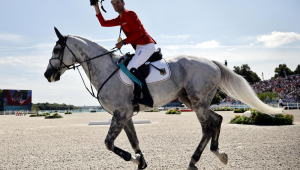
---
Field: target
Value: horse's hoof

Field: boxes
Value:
[187,165,198,170]
[136,153,147,169]
[217,152,228,165]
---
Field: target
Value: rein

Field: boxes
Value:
[49,36,120,100]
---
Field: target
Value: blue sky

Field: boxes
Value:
[1,0,300,106]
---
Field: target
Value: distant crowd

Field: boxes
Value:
[252,74,300,103]
[221,74,300,104]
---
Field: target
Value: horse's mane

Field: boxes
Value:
[72,35,108,52]
[71,35,119,61]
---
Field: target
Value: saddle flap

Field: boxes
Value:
[148,48,162,62]
[119,58,171,87]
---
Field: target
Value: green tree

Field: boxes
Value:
[257,92,277,103]
[31,104,40,112]
[294,64,300,74]
[38,105,46,110]
[211,90,227,105]
[33,102,79,111]
[211,93,222,105]
[274,64,294,78]
[233,64,261,84]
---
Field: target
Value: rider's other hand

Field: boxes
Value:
[116,42,123,49]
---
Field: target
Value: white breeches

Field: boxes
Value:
[127,43,156,70]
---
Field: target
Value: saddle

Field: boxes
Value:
[118,48,165,112]
[123,48,165,78]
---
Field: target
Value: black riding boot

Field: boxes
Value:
[130,68,153,107]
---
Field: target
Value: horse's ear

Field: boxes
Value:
[54,27,64,40]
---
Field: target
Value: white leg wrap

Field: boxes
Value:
[130,155,140,165]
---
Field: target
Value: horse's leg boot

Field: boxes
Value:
[130,68,153,107]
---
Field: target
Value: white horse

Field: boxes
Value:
[44,28,283,170]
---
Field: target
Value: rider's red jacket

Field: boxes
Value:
[96,9,156,48]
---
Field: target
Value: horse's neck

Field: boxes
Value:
[70,36,119,90]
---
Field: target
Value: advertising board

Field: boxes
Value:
[3,89,32,111]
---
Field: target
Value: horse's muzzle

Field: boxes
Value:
[44,69,60,82]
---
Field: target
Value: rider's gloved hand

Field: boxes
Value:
[116,41,124,49]
[90,0,99,6]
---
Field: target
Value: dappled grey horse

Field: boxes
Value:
[44,28,283,170]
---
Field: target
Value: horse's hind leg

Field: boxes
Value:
[186,84,227,169]
[178,88,193,109]
[124,118,147,169]
[209,110,228,165]
[187,106,228,170]
[187,104,213,170]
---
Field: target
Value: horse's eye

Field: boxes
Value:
[53,48,60,54]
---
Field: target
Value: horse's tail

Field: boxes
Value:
[213,61,283,114]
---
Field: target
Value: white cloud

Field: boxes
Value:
[93,38,115,42]
[257,31,300,48]
[160,34,190,40]
[165,45,189,50]
[0,33,22,42]
[238,35,257,42]
[0,56,48,70]
[162,40,220,50]
[194,40,220,49]
[0,43,53,51]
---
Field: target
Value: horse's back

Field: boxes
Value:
[166,55,221,82]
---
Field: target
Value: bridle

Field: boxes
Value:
[49,36,118,72]
[49,35,120,100]
[49,36,79,72]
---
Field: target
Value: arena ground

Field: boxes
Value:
[0,110,299,170]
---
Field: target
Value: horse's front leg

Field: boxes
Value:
[124,118,147,169]
[104,111,143,168]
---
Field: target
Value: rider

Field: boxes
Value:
[91,0,156,107]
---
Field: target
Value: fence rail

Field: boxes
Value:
[284,103,300,110]
[211,103,300,110]
[0,110,38,115]
[1,103,299,115]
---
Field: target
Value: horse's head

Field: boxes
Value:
[44,27,77,82]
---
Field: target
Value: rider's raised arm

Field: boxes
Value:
[94,3,120,27]
[93,2,101,15]
[122,11,144,44]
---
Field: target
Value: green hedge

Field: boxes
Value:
[213,107,234,111]
[230,110,293,125]
[165,109,181,114]
[29,112,50,117]
[65,111,72,114]
[45,112,63,119]
[145,110,160,112]
[233,108,250,113]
